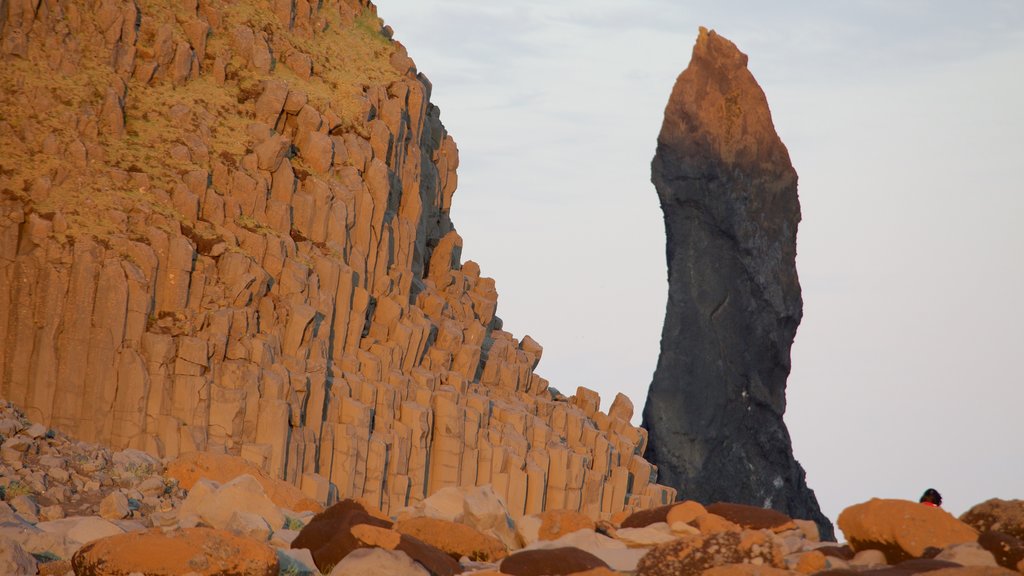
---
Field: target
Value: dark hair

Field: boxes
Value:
[920,488,942,506]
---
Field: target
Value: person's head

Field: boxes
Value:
[920,488,942,506]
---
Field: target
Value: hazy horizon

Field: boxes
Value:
[376,0,1024,534]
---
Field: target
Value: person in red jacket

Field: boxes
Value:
[920,488,943,507]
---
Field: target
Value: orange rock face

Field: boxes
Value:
[838,498,979,563]
[70,527,279,576]
[0,0,673,522]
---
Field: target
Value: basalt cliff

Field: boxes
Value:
[0,0,675,520]
[641,28,834,540]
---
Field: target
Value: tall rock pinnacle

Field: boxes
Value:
[641,28,833,540]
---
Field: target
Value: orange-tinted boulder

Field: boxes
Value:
[70,527,279,576]
[838,499,979,563]
[395,516,507,561]
[537,510,597,541]
[165,452,322,513]
[666,501,709,526]
[694,512,742,535]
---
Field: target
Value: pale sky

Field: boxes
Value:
[375,0,1024,536]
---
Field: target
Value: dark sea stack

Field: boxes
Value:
[641,27,833,540]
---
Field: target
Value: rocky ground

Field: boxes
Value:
[1,400,1022,575]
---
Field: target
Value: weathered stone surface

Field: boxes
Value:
[292,499,394,572]
[923,568,1020,576]
[329,547,430,576]
[523,529,644,572]
[635,530,783,576]
[704,565,798,576]
[838,499,979,563]
[98,491,130,520]
[935,542,999,567]
[640,27,832,540]
[395,516,507,562]
[961,500,1024,542]
[70,527,279,576]
[165,452,322,513]
[621,504,674,528]
[0,536,37,576]
[400,484,520,550]
[615,523,679,547]
[500,546,610,576]
[178,475,285,531]
[666,501,708,527]
[976,531,1024,572]
[706,503,798,532]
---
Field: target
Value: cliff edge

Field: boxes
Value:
[0,0,674,519]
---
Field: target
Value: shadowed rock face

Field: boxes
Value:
[641,27,833,540]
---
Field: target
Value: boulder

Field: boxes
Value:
[71,527,279,575]
[976,531,1024,571]
[838,499,979,563]
[667,501,709,526]
[328,547,429,576]
[402,485,518,550]
[621,504,674,528]
[98,491,130,520]
[394,516,507,562]
[786,550,827,574]
[961,500,1024,541]
[277,547,318,576]
[857,558,961,576]
[517,509,597,546]
[615,522,679,546]
[0,536,37,575]
[935,542,999,567]
[36,515,125,545]
[292,499,461,575]
[500,546,610,576]
[635,530,783,576]
[523,529,645,572]
[850,549,889,568]
[639,26,833,541]
[226,511,273,541]
[165,452,322,513]
[706,503,798,533]
[694,513,742,535]
[924,568,1020,576]
[177,475,285,531]
[292,499,390,571]
[703,565,798,576]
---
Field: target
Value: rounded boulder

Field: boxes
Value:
[70,527,279,576]
[838,498,979,563]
